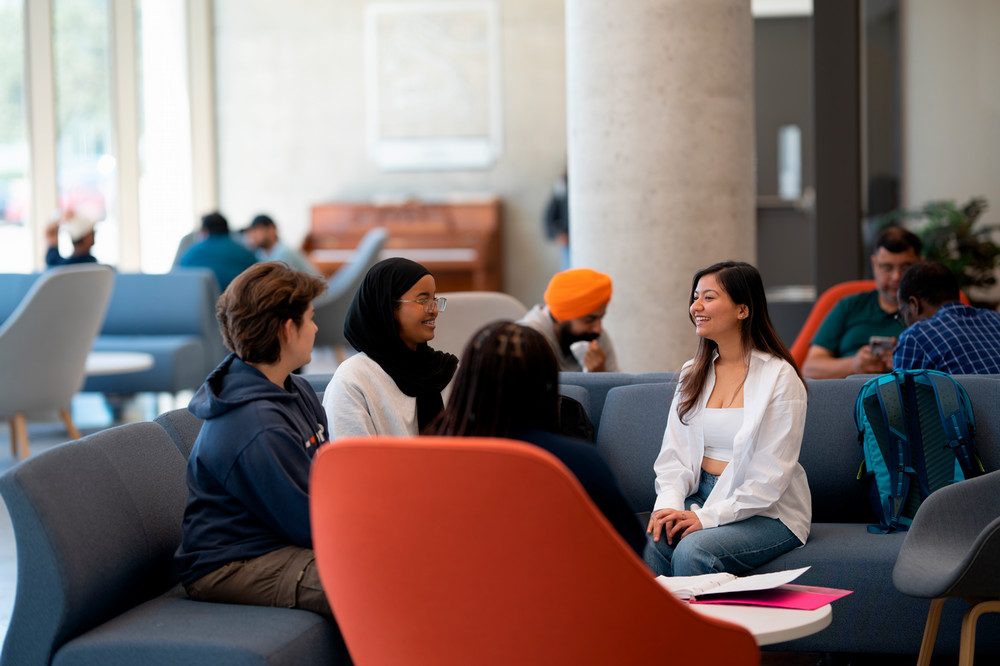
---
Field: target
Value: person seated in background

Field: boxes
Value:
[428,320,647,558]
[178,211,258,290]
[243,213,320,276]
[518,267,620,372]
[44,209,98,266]
[176,262,337,622]
[323,257,458,438]
[647,261,810,577]
[893,260,1000,374]
[802,226,922,378]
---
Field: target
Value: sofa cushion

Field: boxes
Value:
[0,422,188,666]
[799,378,871,523]
[595,383,674,513]
[52,586,351,666]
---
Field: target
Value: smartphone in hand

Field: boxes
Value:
[869,335,895,355]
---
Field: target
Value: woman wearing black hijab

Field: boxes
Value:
[322,258,458,438]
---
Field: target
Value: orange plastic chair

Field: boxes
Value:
[789,279,972,368]
[789,280,876,368]
[310,436,758,666]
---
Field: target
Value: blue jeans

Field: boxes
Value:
[643,471,802,577]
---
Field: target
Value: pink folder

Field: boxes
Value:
[689,583,853,611]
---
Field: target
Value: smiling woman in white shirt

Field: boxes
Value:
[323,257,458,438]
[646,260,810,577]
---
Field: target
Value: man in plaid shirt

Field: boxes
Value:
[893,261,1000,374]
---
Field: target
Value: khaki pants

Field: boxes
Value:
[185,545,332,621]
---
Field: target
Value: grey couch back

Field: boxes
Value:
[0,273,42,321]
[595,375,1000,523]
[559,371,679,430]
[0,422,188,666]
[595,382,674,513]
[155,407,206,459]
[99,270,220,341]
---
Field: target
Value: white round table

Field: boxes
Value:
[85,351,155,376]
[690,602,833,646]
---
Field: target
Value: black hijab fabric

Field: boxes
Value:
[344,257,458,430]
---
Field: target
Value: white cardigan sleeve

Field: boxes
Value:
[652,365,702,512]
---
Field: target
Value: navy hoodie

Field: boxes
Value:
[175,353,328,585]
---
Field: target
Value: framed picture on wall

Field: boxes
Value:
[365,1,503,171]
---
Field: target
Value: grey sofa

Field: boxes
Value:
[5,372,998,661]
[0,411,350,666]
[0,269,227,396]
[579,372,1000,657]
[82,269,228,394]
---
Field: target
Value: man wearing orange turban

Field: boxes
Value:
[517,268,620,372]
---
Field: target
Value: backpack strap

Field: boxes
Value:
[902,372,933,500]
[924,371,983,476]
[871,374,915,532]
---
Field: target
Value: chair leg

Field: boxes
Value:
[10,414,29,460]
[916,597,946,666]
[334,345,348,364]
[958,599,1000,666]
[60,408,82,440]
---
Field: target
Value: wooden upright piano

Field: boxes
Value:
[302,197,502,292]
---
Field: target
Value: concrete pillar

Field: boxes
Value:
[566,0,756,372]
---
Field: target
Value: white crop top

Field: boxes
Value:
[702,408,743,462]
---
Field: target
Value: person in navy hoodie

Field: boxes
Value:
[175,261,336,622]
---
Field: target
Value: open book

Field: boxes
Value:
[656,566,852,610]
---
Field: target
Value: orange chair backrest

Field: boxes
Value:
[310,436,758,666]
[788,279,972,368]
[789,280,876,368]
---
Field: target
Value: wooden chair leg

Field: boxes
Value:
[334,344,348,364]
[916,597,946,666]
[958,599,1000,666]
[10,413,29,460]
[59,407,82,440]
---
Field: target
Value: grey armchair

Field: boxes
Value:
[312,226,388,360]
[892,468,1000,666]
[0,264,115,458]
[430,291,528,359]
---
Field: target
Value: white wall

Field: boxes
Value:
[903,0,1000,218]
[212,0,568,308]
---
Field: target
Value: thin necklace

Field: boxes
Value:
[720,359,750,408]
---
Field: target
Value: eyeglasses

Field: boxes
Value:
[395,296,447,313]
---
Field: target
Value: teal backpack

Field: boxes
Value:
[854,369,984,534]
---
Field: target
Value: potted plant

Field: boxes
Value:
[877,197,1000,305]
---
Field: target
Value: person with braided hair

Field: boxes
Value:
[428,320,646,558]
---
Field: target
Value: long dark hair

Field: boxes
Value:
[428,321,560,437]
[677,261,802,423]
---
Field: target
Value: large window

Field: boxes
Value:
[53,0,118,265]
[136,0,194,273]
[0,0,31,271]
[2,0,210,273]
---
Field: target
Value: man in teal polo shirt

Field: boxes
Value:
[802,226,922,379]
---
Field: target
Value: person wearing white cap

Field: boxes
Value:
[44,210,98,267]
